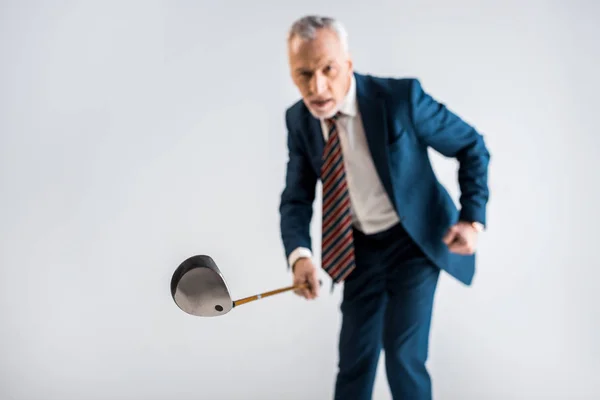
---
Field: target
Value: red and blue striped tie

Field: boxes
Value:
[321,113,356,283]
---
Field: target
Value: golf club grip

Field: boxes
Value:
[233,279,323,307]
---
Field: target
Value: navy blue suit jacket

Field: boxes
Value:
[279,72,490,285]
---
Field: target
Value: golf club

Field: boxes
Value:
[170,254,321,317]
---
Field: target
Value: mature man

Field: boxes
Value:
[279,15,490,400]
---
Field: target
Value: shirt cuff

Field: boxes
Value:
[288,247,313,269]
[471,221,485,232]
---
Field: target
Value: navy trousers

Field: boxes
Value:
[333,222,440,400]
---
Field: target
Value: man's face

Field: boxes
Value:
[287,28,353,119]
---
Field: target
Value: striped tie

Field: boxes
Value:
[321,113,356,283]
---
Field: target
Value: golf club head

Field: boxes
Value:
[170,255,233,317]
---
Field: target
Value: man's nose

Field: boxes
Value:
[310,73,327,95]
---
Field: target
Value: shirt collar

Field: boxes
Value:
[338,74,357,117]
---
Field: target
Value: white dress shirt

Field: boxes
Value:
[288,75,400,268]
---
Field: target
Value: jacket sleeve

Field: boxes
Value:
[408,79,491,226]
[279,110,318,268]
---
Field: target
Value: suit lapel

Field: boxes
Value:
[355,74,396,207]
[309,114,324,158]
[302,107,325,172]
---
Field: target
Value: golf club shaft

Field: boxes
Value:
[233,283,308,307]
[233,279,323,307]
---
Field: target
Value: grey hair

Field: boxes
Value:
[287,15,349,52]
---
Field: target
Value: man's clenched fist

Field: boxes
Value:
[443,221,481,255]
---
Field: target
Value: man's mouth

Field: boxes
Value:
[310,99,333,108]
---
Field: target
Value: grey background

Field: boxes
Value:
[1,1,599,399]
